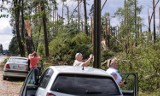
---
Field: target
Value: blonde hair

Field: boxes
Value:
[107,57,117,67]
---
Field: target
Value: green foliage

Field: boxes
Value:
[0,14,9,18]
[64,21,79,36]
[8,0,160,94]
[3,57,8,64]
[116,42,160,92]
[114,0,143,52]
[71,32,89,45]
[71,32,92,58]
[0,57,9,67]
[101,50,115,62]
[8,36,20,55]
[49,32,92,65]
[37,43,44,57]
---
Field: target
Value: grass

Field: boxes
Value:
[139,89,160,96]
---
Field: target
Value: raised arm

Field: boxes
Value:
[83,54,93,67]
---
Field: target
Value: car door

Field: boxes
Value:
[121,72,138,96]
[36,68,54,96]
[19,68,40,96]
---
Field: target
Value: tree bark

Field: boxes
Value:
[159,7,160,35]
[153,0,156,43]
[78,0,81,31]
[41,3,49,57]
[14,0,25,56]
[134,0,137,46]
[105,17,110,48]
[83,0,88,35]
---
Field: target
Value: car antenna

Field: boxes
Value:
[82,66,84,70]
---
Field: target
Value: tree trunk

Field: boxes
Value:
[124,0,128,54]
[105,17,110,48]
[21,0,25,42]
[148,0,160,43]
[21,0,27,55]
[134,0,137,46]
[26,36,35,54]
[83,0,88,35]
[24,19,35,54]
[153,0,156,43]
[148,9,152,43]
[91,16,94,46]
[41,3,49,57]
[14,0,25,57]
[62,1,64,19]
[78,0,81,31]
[65,5,69,24]
[159,7,160,35]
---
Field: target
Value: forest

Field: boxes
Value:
[0,0,160,95]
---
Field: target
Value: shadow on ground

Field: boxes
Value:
[4,77,25,82]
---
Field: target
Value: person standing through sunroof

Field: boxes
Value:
[73,53,93,67]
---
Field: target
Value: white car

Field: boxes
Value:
[20,66,123,96]
[3,56,29,80]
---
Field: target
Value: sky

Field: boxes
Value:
[0,17,12,50]
[57,0,159,31]
[0,0,159,50]
[0,1,12,50]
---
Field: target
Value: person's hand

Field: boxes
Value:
[89,54,93,59]
[119,81,126,87]
[28,54,32,58]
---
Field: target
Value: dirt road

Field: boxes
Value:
[0,67,24,96]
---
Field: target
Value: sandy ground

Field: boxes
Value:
[0,56,24,96]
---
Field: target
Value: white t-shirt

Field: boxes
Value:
[73,60,84,66]
[106,67,122,84]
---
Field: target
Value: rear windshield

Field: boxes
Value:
[51,74,121,95]
[8,58,28,63]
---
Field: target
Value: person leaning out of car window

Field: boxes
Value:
[28,51,41,70]
[73,53,93,67]
[106,57,125,87]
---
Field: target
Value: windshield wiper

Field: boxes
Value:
[85,91,102,94]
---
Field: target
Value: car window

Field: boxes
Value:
[51,74,121,95]
[39,68,54,88]
[8,58,28,63]
[26,68,39,84]
[19,68,39,96]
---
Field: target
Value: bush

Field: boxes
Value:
[116,44,160,92]
[49,32,92,65]
[0,57,9,67]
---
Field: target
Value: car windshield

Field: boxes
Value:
[8,58,28,63]
[51,74,121,95]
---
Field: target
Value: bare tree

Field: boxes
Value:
[153,0,156,43]
[41,1,49,57]
[148,0,160,43]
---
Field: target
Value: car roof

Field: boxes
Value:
[9,56,28,59]
[48,66,110,76]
